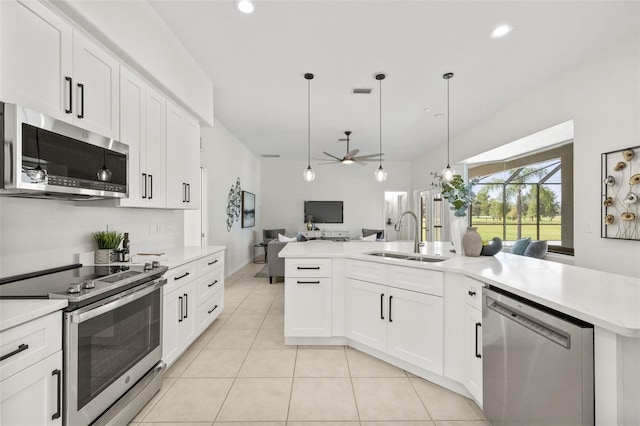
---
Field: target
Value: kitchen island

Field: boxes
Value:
[279,240,640,425]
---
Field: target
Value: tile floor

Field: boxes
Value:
[130,261,488,426]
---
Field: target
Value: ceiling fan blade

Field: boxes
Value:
[344,149,360,159]
[323,151,342,161]
[356,160,368,166]
[317,161,340,165]
[352,153,383,160]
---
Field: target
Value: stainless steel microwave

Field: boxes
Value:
[0,103,128,200]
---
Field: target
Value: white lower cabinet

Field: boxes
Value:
[162,281,197,367]
[463,303,483,404]
[345,260,444,375]
[162,250,225,368]
[0,351,62,425]
[285,258,332,337]
[387,286,443,374]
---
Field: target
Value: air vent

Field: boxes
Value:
[261,154,280,158]
[352,88,372,94]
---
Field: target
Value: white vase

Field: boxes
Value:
[450,215,468,255]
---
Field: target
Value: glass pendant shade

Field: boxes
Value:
[442,165,454,181]
[303,166,315,182]
[374,165,387,182]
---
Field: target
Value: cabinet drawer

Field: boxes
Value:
[163,261,197,294]
[198,251,224,275]
[346,260,387,285]
[0,311,62,381]
[387,265,443,296]
[196,267,224,304]
[463,276,484,311]
[196,290,224,334]
[285,258,332,278]
[284,277,332,337]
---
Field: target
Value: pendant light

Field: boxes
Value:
[302,73,316,182]
[97,149,112,182]
[442,72,455,181]
[374,73,387,182]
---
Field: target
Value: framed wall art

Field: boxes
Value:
[242,191,255,228]
[601,145,640,240]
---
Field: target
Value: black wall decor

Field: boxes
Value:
[226,177,242,231]
[601,145,640,240]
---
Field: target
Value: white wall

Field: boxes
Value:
[412,34,640,278]
[260,160,412,239]
[200,120,262,276]
[0,198,183,277]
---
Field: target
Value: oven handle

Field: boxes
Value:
[69,278,166,323]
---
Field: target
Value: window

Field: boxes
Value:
[469,144,573,255]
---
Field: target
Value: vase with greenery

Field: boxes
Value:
[93,230,124,264]
[432,173,476,254]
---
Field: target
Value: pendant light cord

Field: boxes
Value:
[446,76,450,167]
[307,77,311,168]
[379,76,382,168]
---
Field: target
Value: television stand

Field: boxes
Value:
[299,230,349,240]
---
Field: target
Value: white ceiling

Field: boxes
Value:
[149,1,638,162]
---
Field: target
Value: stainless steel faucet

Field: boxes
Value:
[394,210,422,253]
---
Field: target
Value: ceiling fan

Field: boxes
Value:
[317,131,383,166]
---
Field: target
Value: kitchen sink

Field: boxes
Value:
[367,252,447,263]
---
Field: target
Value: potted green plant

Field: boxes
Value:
[93,230,124,264]
[432,173,476,254]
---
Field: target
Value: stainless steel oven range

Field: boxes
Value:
[0,263,168,425]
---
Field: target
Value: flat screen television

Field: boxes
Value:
[304,201,343,224]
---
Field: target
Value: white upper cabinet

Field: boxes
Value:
[0,0,119,139]
[165,100,200,209]
[144,86,166,208]
[72,31,119,139]
[0,0,72,120]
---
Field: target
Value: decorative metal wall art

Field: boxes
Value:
[226,178,242,231]
[601,145,640,240]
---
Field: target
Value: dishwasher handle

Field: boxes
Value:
[486,296,571,349]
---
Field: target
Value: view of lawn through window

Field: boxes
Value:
[469,148,573,255]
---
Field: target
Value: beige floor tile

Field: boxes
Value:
[131,377,177,422]
[223,313,266,330]
[144,378,233,422]
[295,348,349,377]
[288,422,359,426]
[182,349,248,377]
[261,313,285,330]
[190,320,225,349]
[253,328,294,349]
[206,328,258,349]
[288,378,359,421]
[410,379,485,421]
[216,378,292,421]
[215,423,284,426]
[352,378,430,421]
[238,348,297,377]
[233,304,271,316]
[140,423,212,426]
[165,348,200,378]
[346,348,407,377]
[433,422,491,426]
[361,422,434,426]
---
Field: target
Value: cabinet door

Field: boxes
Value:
[165,100,187,208]
[144,87,166,207]
[0,351,62,426]
[183,114,201,209]
[0,0,72,121]
[387,287,443,375]
[72,31,119,138]
[118,67,146,207]
[180,284,198,349]
[463,304,483,405]
[344,278,386,352]
[285,277,332,337]
[162,289,181,367]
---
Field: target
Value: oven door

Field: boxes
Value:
[64,279,164,426]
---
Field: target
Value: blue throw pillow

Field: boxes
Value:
[511,237,531,255]
[523,240,548,259]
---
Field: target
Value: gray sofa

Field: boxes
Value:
[267,240,287,283]
[263,228,285,258]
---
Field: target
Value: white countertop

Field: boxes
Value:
[0,299,68,331]
[159,245,226,269]
[280,241,640,337]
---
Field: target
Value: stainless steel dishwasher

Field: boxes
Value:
[482,286,594,426]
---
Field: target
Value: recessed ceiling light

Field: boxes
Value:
[490,24,512,38]
[236,0,254,14]
[434,113,444,118]
[423,107,431,113]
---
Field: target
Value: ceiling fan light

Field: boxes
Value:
[236,0,254,14]
[375,166,387,182]
[442,165,455,181]
[342,159,354,165]
[303,166,315,182]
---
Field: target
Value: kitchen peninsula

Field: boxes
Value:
[279,240,640,425]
